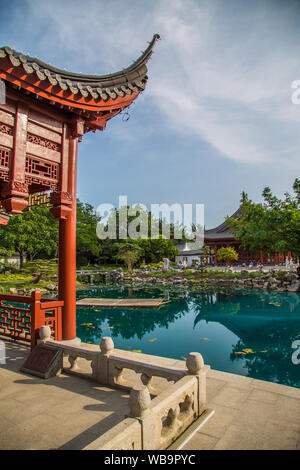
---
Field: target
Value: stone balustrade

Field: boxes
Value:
[41,330,207,450]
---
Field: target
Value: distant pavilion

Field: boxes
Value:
[176,208,291,267]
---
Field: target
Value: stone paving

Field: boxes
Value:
[183,369,300,450]
[0,340,129,450]
[0,339,299,450]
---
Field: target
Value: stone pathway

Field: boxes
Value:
[0,339,299,450]
[0,340,129,450]
[183,369,300,450]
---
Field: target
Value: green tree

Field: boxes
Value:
[137,236,178,263]
[97,205,180,265]
[116,241,142,272]
[217,246,239,266]
[227,179,300,259]
[76,200,101,266]
[0,205,58,268]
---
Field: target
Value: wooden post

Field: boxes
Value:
[214,243,217,266]
[30,290,43,350]
[58,137,78,341]
[260,250,263,264]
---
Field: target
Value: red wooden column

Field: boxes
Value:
[214,243,218,266]
[260,250,263,264]
[50,120,83,342]
[30,291,42,349]
[58,136,78,341]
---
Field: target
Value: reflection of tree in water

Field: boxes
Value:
[77,285,193,342]
[77,285,300,387]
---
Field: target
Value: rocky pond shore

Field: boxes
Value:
[5,266,300,296]
[77,266,300,293]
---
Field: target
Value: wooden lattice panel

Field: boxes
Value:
[43,307,60,339]
[0,305,31,342]
[0,146,10,168]
[0,146,10,182]
[28,192,51,208]
[25,155,59,190]
[0,123,13,135]
[0,107,15,149]
[27,133,61,152]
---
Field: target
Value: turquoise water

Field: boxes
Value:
[76,285,300,388]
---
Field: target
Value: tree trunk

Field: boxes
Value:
[33,272,43,284]
[19,250,24,269]
[127,260,132,273]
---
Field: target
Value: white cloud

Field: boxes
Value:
[148,0,300,165]
[21,0,300,167]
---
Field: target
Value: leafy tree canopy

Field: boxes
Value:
[217,246,239,265]
[227,179,300,257]
[0,205,58,268]
[76,199,101,265]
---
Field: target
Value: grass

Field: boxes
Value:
[0,260,128,294]
[0,259,58,294]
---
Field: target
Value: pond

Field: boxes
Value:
[76,284,300,388]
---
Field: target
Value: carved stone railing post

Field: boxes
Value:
[129,385,151,418]
[98,337,114,384]
[141,373,157,395]
[186,352,206,414]
[129,385,156,450]
[38,325,52,343]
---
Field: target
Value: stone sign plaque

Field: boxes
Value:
[21,344,63,379]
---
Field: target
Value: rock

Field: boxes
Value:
[285,272,297,282]
[288,280,300,292]
[46,283,57,291]
[162,258,170,271]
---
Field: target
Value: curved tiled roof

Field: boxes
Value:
[0,34,160,102]
[204,208,241,240]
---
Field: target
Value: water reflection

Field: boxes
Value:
[76,285,300,387]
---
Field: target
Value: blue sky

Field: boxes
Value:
[1,0,299,227]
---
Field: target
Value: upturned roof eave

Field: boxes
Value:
[0,34,160,90]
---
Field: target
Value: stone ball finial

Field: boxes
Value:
[100,336,114,354]
[186,352,204,374]
[39,325,51,341]
[129,385,151,418]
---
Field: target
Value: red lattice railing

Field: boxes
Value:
[28,192,51,209]
[0,291,63,349]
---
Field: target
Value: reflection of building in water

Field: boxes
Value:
[193,292,300,344]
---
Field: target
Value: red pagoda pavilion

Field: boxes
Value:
[0,35,160,346]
